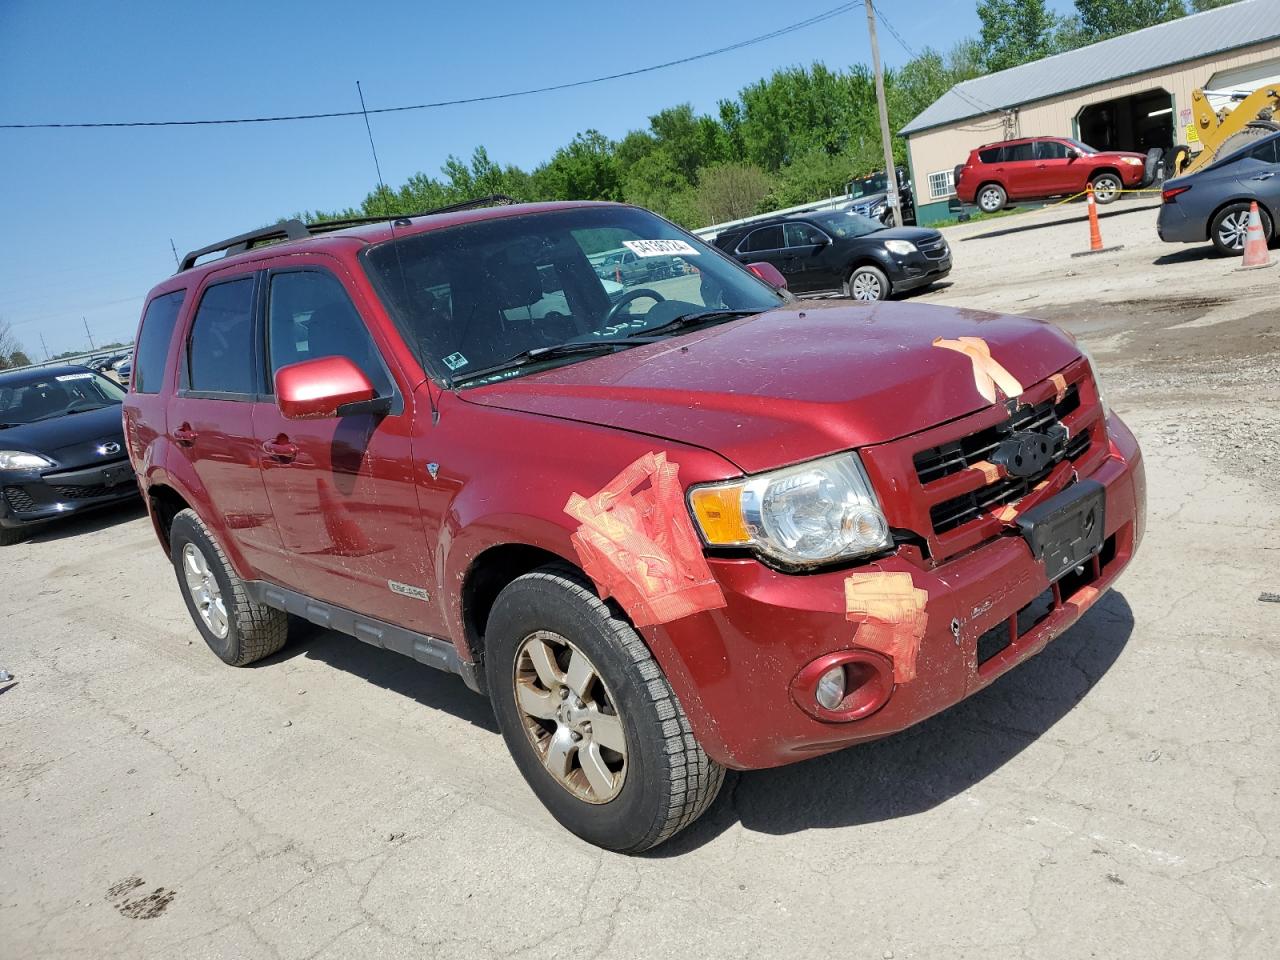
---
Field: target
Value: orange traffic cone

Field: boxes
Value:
[1237,201,1274,270]
[1071,184,1124,257]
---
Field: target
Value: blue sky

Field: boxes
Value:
[1,0,1070,357]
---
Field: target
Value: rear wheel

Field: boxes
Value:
[1091,173,1123,204]
[169,509,288,666]
[485,564,724,853]
[845,265,890,302]
[977,183,1006,213]
[1210,202,1272,256]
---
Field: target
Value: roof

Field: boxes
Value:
[902,0,1280,136]
[0,364,90,383]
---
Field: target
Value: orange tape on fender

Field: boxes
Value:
[844,571,929,683]
[565,452,726,627]
[933,336,1023,404]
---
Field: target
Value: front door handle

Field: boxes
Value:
[1251,173,1275,180]
[172,424,198,446]
[262,438,299,464]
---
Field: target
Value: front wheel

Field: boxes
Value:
[1210,202,1272,256]
[845,265,891,302]
[1091,173,1123,204]
[485,564,724,853]
[0,525,28,546]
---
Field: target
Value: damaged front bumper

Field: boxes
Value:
[650,411,1145,771]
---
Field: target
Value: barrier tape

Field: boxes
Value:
[1046,186,1163,208]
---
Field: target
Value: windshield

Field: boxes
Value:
[362,206,783,386]
[848,172,888,198]
[1066,139,1098,155]
[0,370,125,425]
[807,210,885,239]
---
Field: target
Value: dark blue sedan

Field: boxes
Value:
[1157,131,1280,256]
[0,366,138,545]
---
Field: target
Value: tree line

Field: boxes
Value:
[305,0,1237,231]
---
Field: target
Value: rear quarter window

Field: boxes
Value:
[132,290,186,394]
[978,146,1005,163]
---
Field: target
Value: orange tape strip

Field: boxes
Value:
[565,452,726,628]
[973,460,1003,484]
[1049,373,1068,404]
[933,336,1024,404]
[844,571,929,684]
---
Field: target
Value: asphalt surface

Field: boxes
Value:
[2,199,1278,959]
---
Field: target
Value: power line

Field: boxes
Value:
[2,4,861,130]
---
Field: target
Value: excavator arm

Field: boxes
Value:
[1178,84,1280,176]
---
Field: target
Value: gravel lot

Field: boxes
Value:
[2,200,1278,959]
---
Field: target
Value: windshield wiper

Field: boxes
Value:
[631,309,759,338]
[451,338,653,385]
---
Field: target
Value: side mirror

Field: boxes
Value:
[746,261,788,290]
[275,355,382,420]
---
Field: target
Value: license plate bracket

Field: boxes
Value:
[1015,479,1105,583]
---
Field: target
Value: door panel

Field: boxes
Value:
[782,222,836,292]
[252,262,438,633]
[1001,142,1037,198]
[1033,140,1075,194]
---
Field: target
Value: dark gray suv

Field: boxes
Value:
[1157,132,1279,255]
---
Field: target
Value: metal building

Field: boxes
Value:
[901,0,1280,225]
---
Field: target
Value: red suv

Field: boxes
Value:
[124,199,1145,851]
[956,137,1148,213]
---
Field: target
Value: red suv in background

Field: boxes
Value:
[124,199,1145,852]
[956,137,1148,213]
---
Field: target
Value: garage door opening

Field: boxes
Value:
[1077,89,1174,153]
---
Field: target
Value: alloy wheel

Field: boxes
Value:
[979,188,1002,212]
[1092,176,1120,203]
[512,630,627,803]
[1217,210,1249,251]
[850,272,883,301]
[182,542,228,639]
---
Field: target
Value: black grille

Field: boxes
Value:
[914,385,1082,485]
[918,237,949,260]
[4,486,37,513]
[53,484,117,500]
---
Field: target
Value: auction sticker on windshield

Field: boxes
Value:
[442,352,469,371]
[623,239,699,257]
[56,373,94,381]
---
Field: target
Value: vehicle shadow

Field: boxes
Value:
[21,498,148,544]
[958,202,1160,242]
[1152,246,1228,265]
[651,590,1135,856]
[258,618,499,734]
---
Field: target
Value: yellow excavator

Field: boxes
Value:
[1173,83,1280,176]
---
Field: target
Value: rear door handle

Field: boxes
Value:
[262,438,299,464]
[172,425,198,446]
[1252,172,1276,180]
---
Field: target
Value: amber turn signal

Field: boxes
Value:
[688,484,750,546]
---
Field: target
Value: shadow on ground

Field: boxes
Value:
[20,498,148,545]
[958,203,1160,243]
[261,618,499,734]
[653,590,1135,856]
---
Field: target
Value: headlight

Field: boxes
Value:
[688,452,891,567]
[1077,345,1111,415]
[1121,157,1143,166]
[884,240,917,256]
[0,450,53,471]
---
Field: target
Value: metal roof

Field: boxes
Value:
[902,0,1280,136]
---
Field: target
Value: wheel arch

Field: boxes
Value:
[1089,166,1124,184]
[1208,196,1275,239]
[146,482,191,555]
[460,541,574,666]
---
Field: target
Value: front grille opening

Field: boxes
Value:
[977,620,1013,665]
[54,484,113,500]
[4,486,36,513]
[913,384,1082,486]
[1016,589,1056,636]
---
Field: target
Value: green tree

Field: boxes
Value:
[1191,0,1241,9]
[9,350,32,367]
[692,162,774,224]
[1073,0,1187,39]
[977,0,1061,71]
[531,130,621,201]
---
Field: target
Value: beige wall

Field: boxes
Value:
[907,39,1280,206]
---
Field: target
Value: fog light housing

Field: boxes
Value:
[815,665,846,710]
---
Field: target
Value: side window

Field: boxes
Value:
[1250,138,1279,165]
[267,270,392,396]
[188,278,258,396]
[979,146,1005,164]
[784,222,827,247]
[133,290,186,394]
[1035,140,1070,160]
[1005,142,1034,162]
[740,225,783,253]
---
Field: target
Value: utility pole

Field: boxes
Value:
[864,1,901,228]
[170,238,180,268]
[39,333,50,361]
[83,317,95,351]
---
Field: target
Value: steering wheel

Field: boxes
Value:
[604,287,666,326]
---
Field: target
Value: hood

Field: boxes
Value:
[860,226,940,244]
[0,404,127,469]
[463,303,1080,474]
[1097,150,1146,161]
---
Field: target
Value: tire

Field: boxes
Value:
[845,264,891,302]
[1143,147,1164,186]
[169,509,288,666]
[1091,172,1123,204]
[1169,144,1192,177]
[1216,121,1280,161]
[977,182,1006,213]
[0,525,28,546]
[485,564,724,853]
[1210,202,1273,257]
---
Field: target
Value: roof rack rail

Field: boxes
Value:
[177,219,309,273]
[176,195,519,273]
